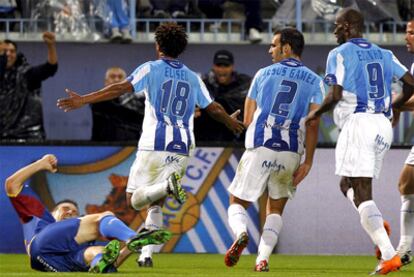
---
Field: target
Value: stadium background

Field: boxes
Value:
[0,0,413,261]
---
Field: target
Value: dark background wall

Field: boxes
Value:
[16,42,412,140]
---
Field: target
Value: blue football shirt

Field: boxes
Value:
[127,59,213,155]
[325,38,408,128]
[245,58,324,154]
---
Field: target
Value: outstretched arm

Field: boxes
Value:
[5,154,57,197]
[57,80,134,112]
[204,101,245,135]
[293,104,320,187]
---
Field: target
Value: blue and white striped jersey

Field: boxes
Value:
[245,58,324,154]
[325,38,408,129]
[127,59,213,155]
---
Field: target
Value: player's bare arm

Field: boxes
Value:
[307,85,343,122]
[293,103,320,187]
[57,80,134,112]
[243,97,257,127]
[5,154,57,196]
[205,101,245,134]
[393,72,414,111]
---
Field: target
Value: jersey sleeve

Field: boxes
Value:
[247,69,261,100]
[311,78,325,105]
[195,75,213,108]
[126,62,151,94]
[390,53,408,79]
[324,49,345,87]
[9,184,55,224]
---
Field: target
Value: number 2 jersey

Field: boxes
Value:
[246,58,324,155]
[127,59,213,155]
[325,38,408,129]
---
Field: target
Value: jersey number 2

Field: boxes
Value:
[160,80,190,117]
[270,80,298,118]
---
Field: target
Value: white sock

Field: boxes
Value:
[228,204,248,238]
[358,200,396,260]
[139,206,163,260]
[256,214,283,264]
[346,188,358,211]
[131,181,168,210]
[398,194,414,253]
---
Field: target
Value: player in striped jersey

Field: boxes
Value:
[307,8,414,275]
[224,27,323,271]
[57,22,244,266]
[392,19,414,267]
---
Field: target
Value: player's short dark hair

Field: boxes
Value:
[155,22,188,58]
[53,199,79,211]
[4,39,17,50]
[274,28,304,57]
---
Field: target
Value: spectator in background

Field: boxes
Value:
[0,0,18,31]
[107,0,132,43]
[90,66,145,141]
[198,0,263,43]
[194,49,251,143]
[0,32,58,140]
[149,0,203,19]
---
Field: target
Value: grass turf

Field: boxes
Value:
[0,253,413,276]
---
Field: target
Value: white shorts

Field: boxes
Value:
[228,147,301,202]
[335,113,392,179]
[126,150,188,194]
[406,146,414,165]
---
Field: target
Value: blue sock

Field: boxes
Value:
[99,215,136,242]
[91,253,103,268]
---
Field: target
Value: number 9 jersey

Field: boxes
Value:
[245,58,324,155]
[324,38,408,129]
[127,59,213,155]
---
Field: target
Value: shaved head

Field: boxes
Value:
[336,8,364,33]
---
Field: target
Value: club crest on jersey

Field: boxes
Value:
[324,74,337,86]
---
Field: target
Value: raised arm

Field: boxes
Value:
[5,154,57,197]
[57,80,134,112]
[205,101,245,134]
[43,32,57,65]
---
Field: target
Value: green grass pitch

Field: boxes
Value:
[0,254,413,276]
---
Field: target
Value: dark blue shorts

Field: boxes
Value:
[29,218,92,272]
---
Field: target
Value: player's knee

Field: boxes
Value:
[131,190,146,211]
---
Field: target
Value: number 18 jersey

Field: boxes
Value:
[246,58,324,155]
[325,38,407,129]
[127,59,213,155]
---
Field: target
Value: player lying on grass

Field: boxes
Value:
[5,154,172,273]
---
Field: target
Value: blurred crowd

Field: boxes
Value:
[0,1,412,43]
